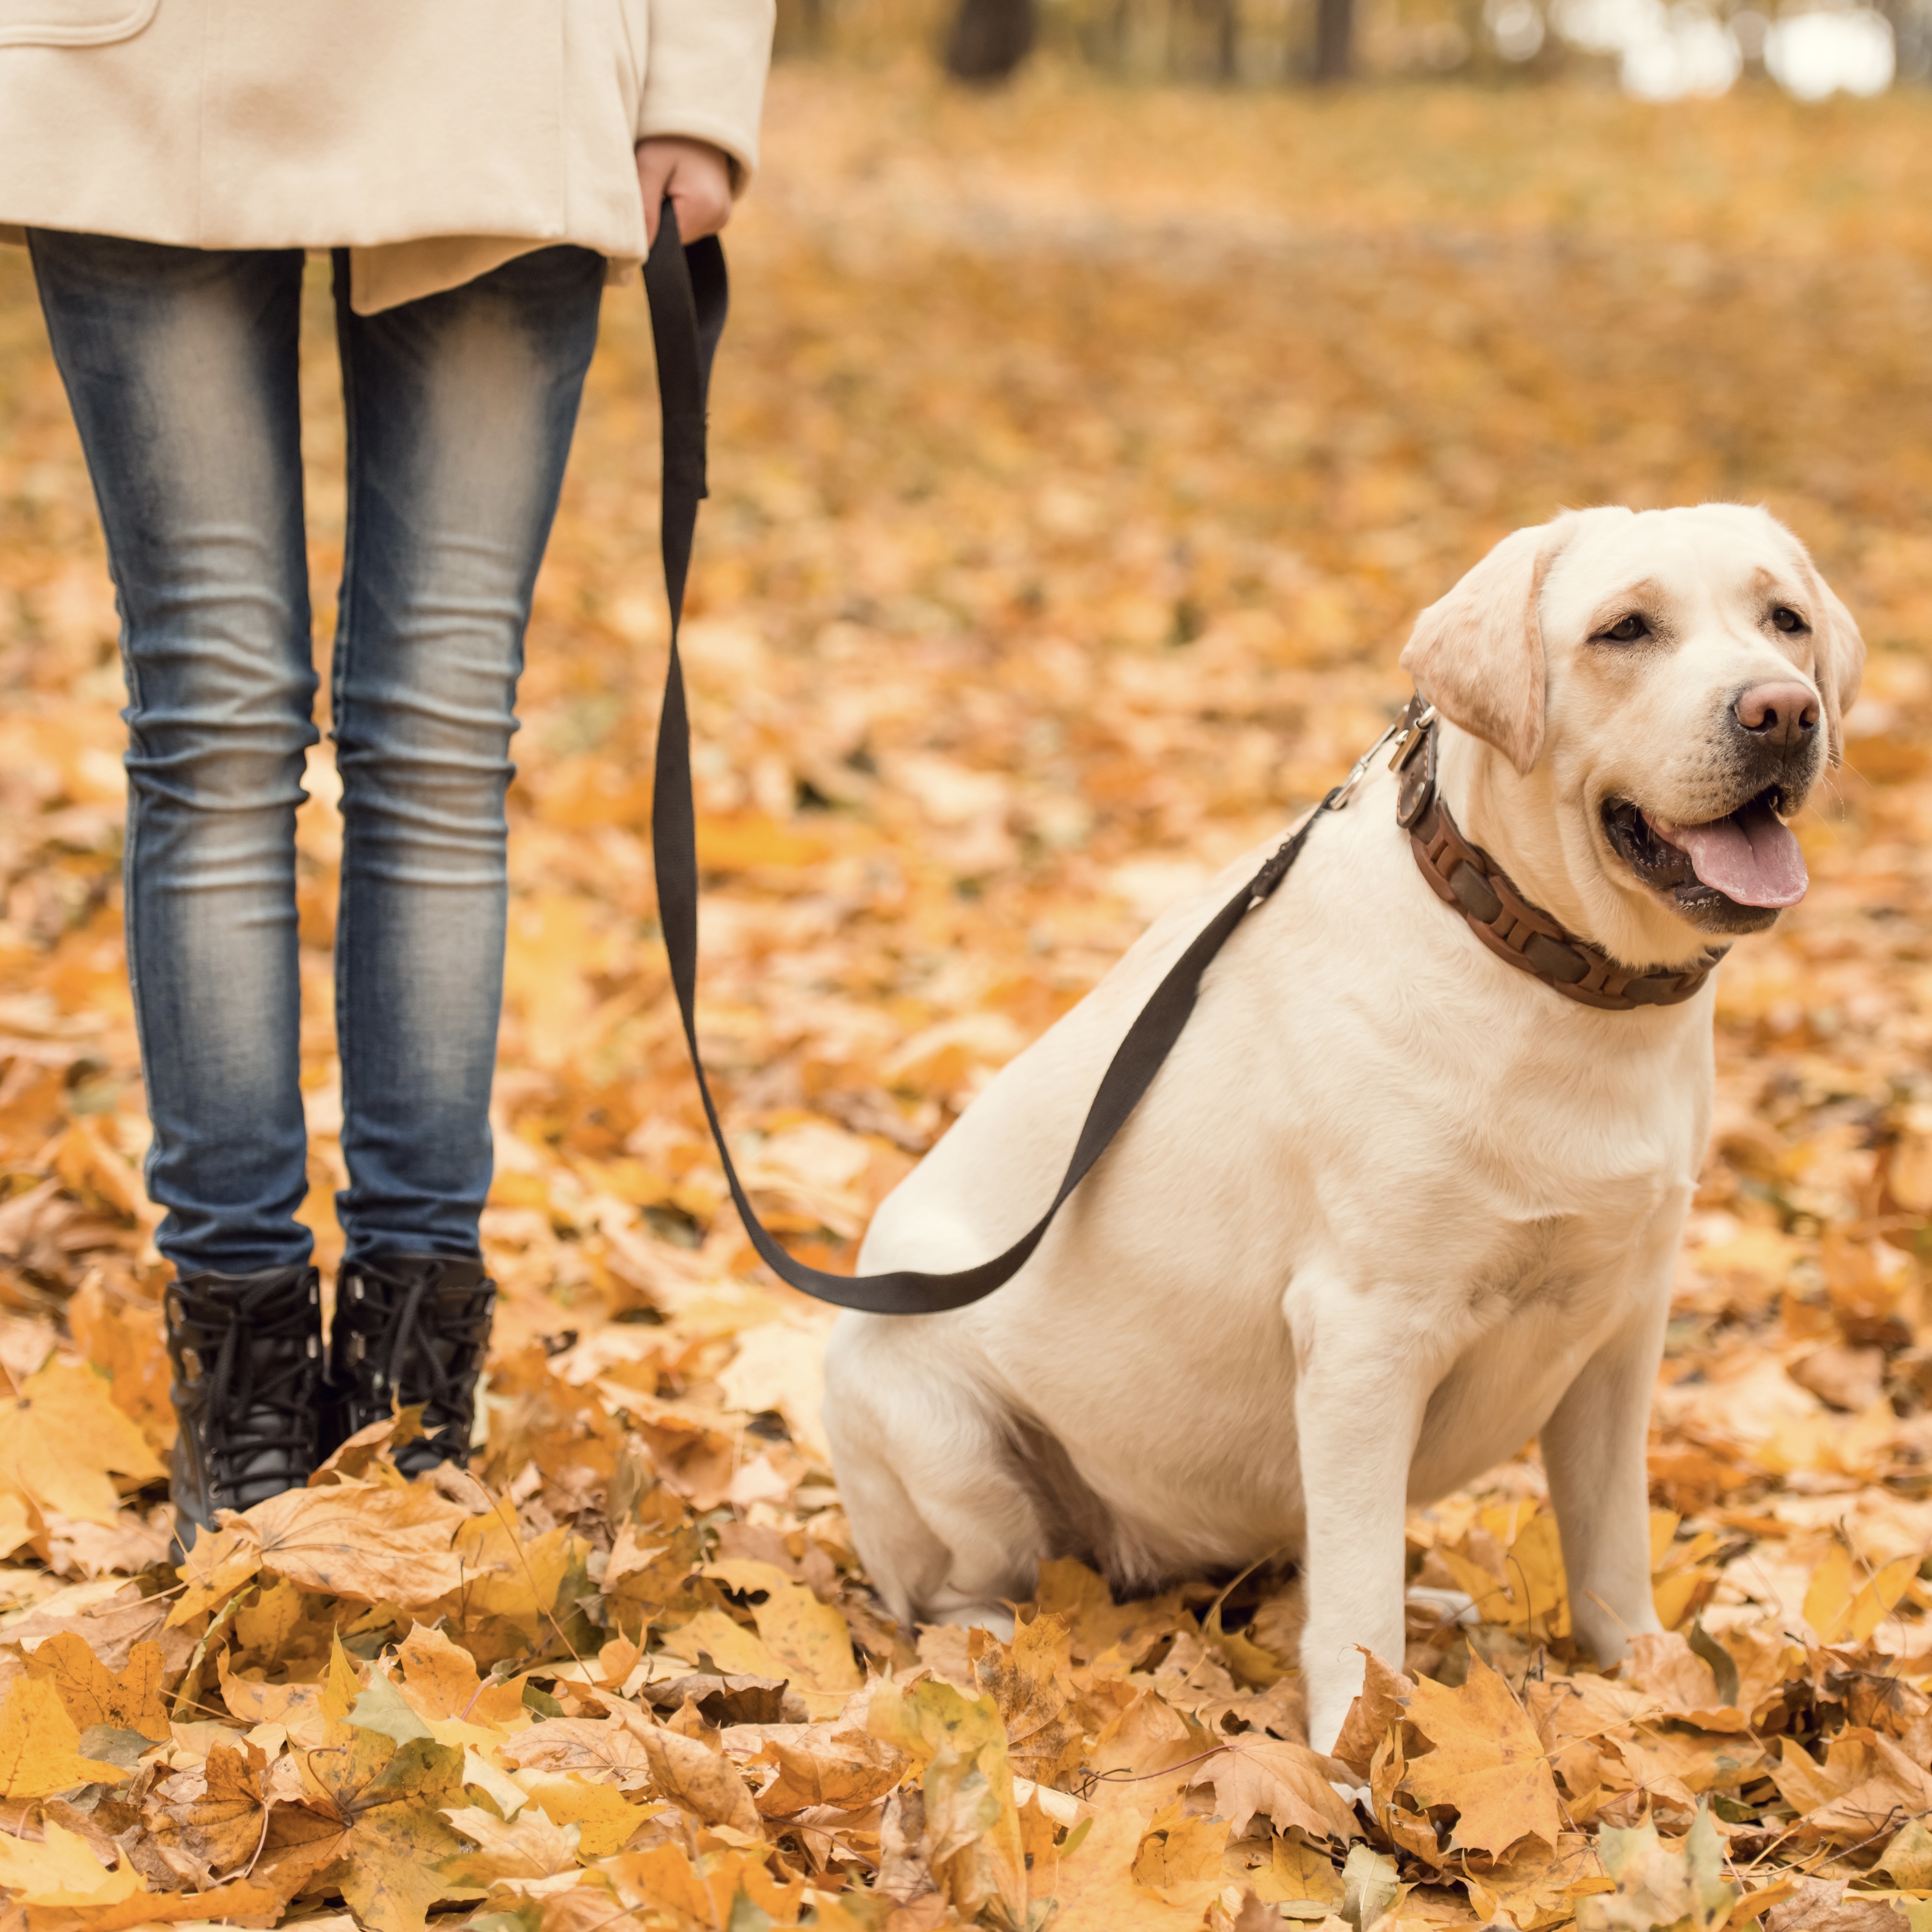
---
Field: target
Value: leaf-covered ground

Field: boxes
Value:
[3,60,1932,1932]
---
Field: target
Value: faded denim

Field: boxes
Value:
[29,232,603,1274]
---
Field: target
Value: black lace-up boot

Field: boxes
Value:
[165,1263,324,1555]
[323,1254,496,1477]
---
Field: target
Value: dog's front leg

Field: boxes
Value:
[1293,1295,1437,1756]
[1542,1295,1669,1667]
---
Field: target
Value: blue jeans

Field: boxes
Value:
[29,232,604,1276]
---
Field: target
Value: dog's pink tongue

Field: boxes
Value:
[1671,805,1808,908]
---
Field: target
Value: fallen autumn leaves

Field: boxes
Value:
[6,59,1932,1932]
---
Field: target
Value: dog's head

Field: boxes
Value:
[1400,504,1864,966]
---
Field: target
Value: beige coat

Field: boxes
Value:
[0,0,773,310]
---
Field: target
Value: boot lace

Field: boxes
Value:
[170,1269,321,1508]
[334,1260,495,1474]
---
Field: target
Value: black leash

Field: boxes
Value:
[642,208,1334,1317]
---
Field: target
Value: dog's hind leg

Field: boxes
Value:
[822,1313,1046,1635]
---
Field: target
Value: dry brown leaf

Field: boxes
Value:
[633,1716,763,1834]
[236,1481,466,1605]
[1401,1651,1561,1856]
[970,1613,1086,1788]
[1332,1648,1415,1778]
[1034,1558,1187,1670]
[752,1722,910,1816]
[1189,1738,1361,1842]
[1764,1878,1909,1932]
[149,1743,268,1877]
[497,1716,653,1788]
[1794,1733,1932,1846]
[437,1803,581,1882]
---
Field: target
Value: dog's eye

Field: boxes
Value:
[1772,606,1807,633]
[1600,614,1649,643]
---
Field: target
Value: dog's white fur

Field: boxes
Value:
[821,505,1864,1753]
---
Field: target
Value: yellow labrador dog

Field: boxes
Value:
[821,504,1863,1753]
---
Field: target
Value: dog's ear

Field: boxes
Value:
[1399,523,1557,776]
[1807,569,1866,767]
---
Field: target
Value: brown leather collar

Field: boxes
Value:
[1388,699,1726,1011]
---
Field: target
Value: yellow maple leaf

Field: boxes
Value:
[1250,1832,1347,1910]
[0,1817,143,1906]
[747,1571,862,1694]
[449,1515,577,1635]
[526,1776,661,1857]
[170,1520,266,1625]
[0,1490,34,1563]
[1804,1542,1915,1646]
[0,1359,165,1526]
[868,1675,1029,1924]
[68,1274,175,1457]
[147,1743,268,1877]
[1044,1806,1227,1931]
[300,1725,472,1932]
[1132,1799,1231,1892]
[602,1843,811,1928]
[0,1676,133,1798]
[659,1603,788,1679]
[972,1613,1087,1786]
[25,1631,170,1741]
[391,1621,528,1747]
[1034,1556,1187,1669]
[1400,1652,1561,1857]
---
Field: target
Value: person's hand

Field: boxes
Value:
[636,137,734,250]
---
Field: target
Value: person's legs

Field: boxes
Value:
[29,231,317,1270]
[325,244,603,1469]
[28,232,324,1536]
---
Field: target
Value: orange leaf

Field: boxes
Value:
[1400,1652,1561,1856]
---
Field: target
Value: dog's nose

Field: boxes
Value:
[1733,681,1819,748]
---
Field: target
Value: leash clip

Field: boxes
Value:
[1388,703,1437,772]
[1328,717,1403,811]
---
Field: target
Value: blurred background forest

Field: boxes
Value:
[803,0,1912,102]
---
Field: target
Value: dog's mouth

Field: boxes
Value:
[1601,788,1806,927]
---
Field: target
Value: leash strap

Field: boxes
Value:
[642,208,1330,1316]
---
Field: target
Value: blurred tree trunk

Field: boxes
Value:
[1199,0,1240,77]
[943,0,1037,79]
[1312,0,1351,78]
